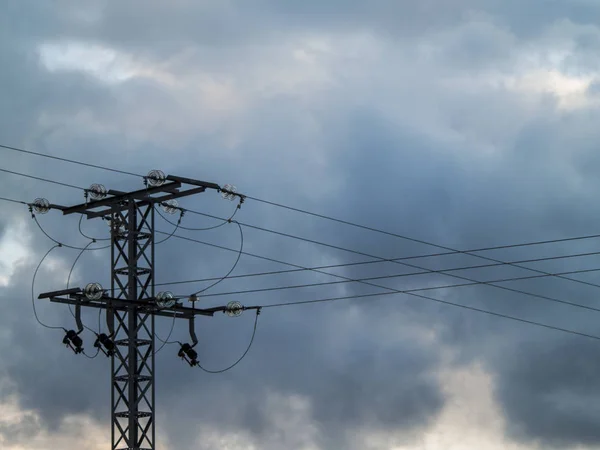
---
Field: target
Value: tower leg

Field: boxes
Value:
[111,202,155,450]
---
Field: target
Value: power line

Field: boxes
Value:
[0,167,85,191]
[25,209,600,346]
[241,195,600,290]
[78,215,111,242]
[157,230,600,316]
[259,289,600,342]
[6,163,600,297]
[155,309,261,374]
[190,222,244,296]
[156,249,600,288]
[180,208,600,291]
[8,164,600,293]
[3,142,600,296]
[0,196,27,205]
[32,245,64,331]
[5,149,600,337]
[33,215,111,251]
[155,313,178,354]
[156,200,241,232]
[0,143,143,178]
[154,207,184,245]
[6,156,600,293]
[187,266,600,303]
[2,187,597,289]
[196,309,261,374]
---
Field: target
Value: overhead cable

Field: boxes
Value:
[0,143,143,178]
[32,245,64,331]
[157,248,600,289]
[197,309,261,374]
[184,266,600,304]
[183,208,600,291]
[157,230,600,317]
[260,289,600,341]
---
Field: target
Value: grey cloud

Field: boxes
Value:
[3,1,600,449]
[322,98,600,447]
[493,336,600,448]
[0,413,41,447]
[68,0,600,63]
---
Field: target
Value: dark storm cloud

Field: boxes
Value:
[322,94,600,447]
[494,336,600,448]
[3,1,600,449]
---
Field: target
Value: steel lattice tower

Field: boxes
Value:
[37,174,254,450]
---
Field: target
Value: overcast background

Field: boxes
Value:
[2,1,600,449]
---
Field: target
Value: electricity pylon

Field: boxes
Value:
[37,172,256,450]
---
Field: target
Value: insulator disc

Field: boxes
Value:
[147,170,166,187]
[156,291,177,309]
[221,184,237,201]
[106,217,126,236]
[88,184,107,200]
[84,282,104,300]
[161,199,179,214]
[226,301,243,317]
[32,198,50,214]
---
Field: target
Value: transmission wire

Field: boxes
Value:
[260,289,600,341]
[160,248,600,291]
[180,266,600,303]
[184,208,600,292]
[156,230,600,317]
[155,314,178,354]
[155,222,244,351]
[190,222,244,296]
[0,167,86,190]
[155,246,600,288]
[154,207,184,245]
[196,309,261,374]
[3,141,600,294]
[245,196,600,291]
[0,143,142,178]
[32,215,111,251]
[5,148,600,341]
[32,245,64,331]
[5,165,600,292]
[0,196,27,205]
[156,201,242,232]
[5,194,600,294]
[78,215,110,241]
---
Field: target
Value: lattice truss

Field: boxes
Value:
[110,202,155,450]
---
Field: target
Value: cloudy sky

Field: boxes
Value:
[3,1,600,449]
